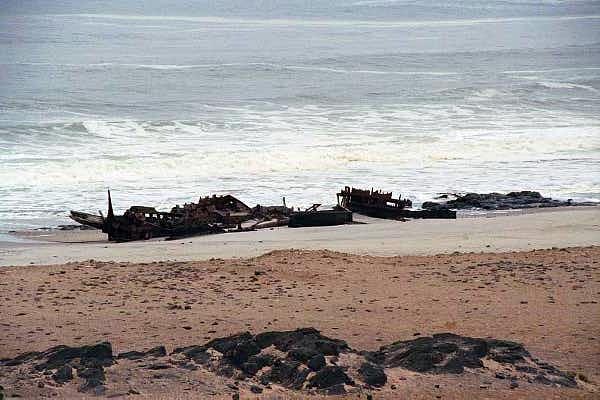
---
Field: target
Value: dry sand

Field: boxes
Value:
[1,208,599,399]
[1,246,599,399]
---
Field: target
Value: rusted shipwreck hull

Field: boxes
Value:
[69,210,104,230]
[337,186,456,219]
[70,191,286,242]
[288,204,352,228]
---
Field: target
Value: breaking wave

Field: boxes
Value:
[536,81,599,92]
[2,105,599,191]
[55,13,600,28]
[11,62,461,76]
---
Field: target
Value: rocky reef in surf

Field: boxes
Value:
[421,191,595,211]
[0,328,584,398]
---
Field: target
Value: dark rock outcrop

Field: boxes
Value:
[365,333,576,386]
[422,191,590,211]
[52,365,73,384]
[308,366,353,389]
[307,354,326,371]
[358,362,387,387]
[241,353,277,375]
[3,342,114,371]
[0,329,580,396]
[34,342,114,371]
[171,328,350,389]
[367,333,503,374]
[172,345,210,364]
[0,342,114,394]
[77,362,106,392]
[265,359,309,389]
[254,327,349,356]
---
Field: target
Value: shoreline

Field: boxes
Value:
[1,207,598,398]
[1,205,599,267]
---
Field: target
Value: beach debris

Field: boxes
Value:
[421,191,593,211]
[337,186,456,219]
[288,204,353,228]
[70,191,292,241]
[1,328,581,397]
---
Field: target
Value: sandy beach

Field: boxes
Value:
[0,208,599,399]
[2,206,599,267]
[3,1,599,397]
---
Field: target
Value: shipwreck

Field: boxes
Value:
[288,203,352,228]
[337,186,456,219]
[69,186,459,242]
[70,191,291,241]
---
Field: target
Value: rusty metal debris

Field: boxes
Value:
[337,186,456,219]
[288,203,352,228]
[70,186,457,241]
[70,191,292,242]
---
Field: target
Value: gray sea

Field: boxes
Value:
[1,0,599,230]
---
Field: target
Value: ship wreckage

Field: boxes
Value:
[70,191,294,242]
[70,187,455,242]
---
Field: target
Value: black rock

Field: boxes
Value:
[172,345,210,364]
[35,342,114,372]
[358,362,387,387]
[288,347,321,363]
[487,339,529,364]
[323,383,346,395]
[495,372,508,379]
[205,332,254,355]
[145,363,170,370]
[550,375,577,388]
[265,359,303,387]
[421,191,580,211]
[308,366,353,389]
[250,385,263,393]
[216,362,238,378]
[307,354,326,371]
[1,351,42,367]
[291,368,311,390]
[2,342,114,378]
[442,356,467,374]
[52,364,73,384]
[226,340,261,366]
[255,328,349,356]
[242,354,276,375]
[421,201,443,209]
[2,329,578,394]
[77,364,106,392]
[240,361,260,376]
[534,374,553,385]
[367,333,489,374]
[515,365,538,374]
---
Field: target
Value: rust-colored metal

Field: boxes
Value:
[337,186,456,219]
[70,191,291,241]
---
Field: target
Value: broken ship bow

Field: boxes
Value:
[70,190,258,242]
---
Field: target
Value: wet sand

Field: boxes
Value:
[2,206,599,267]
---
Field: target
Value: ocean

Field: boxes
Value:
[1,1,599,231]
